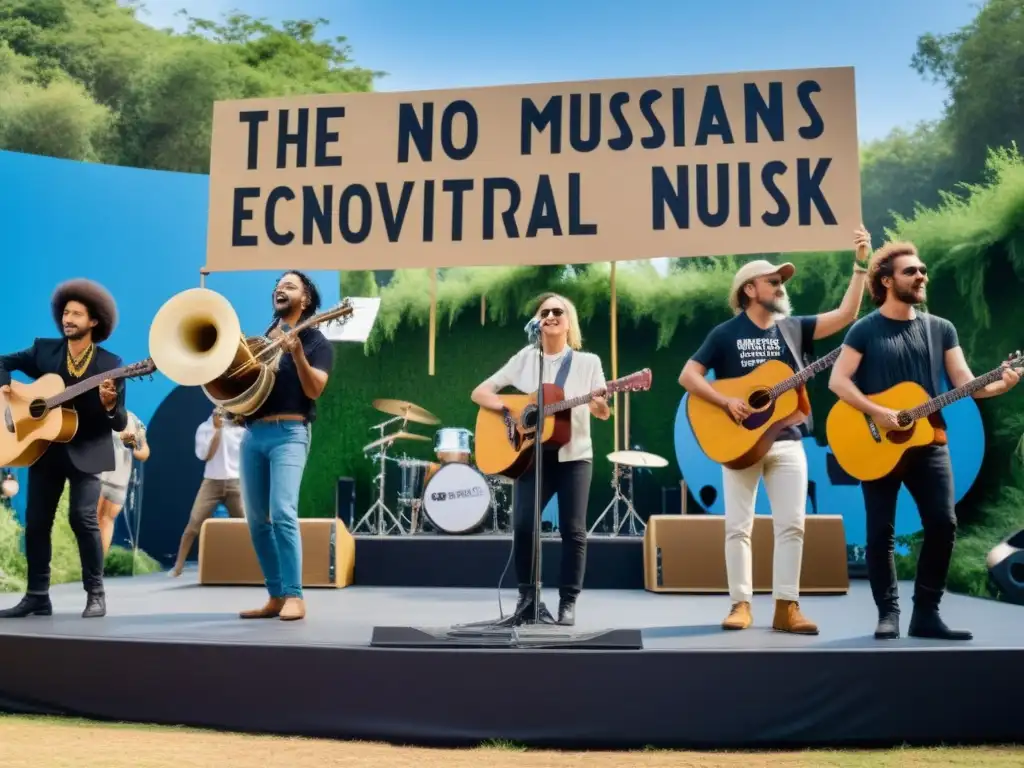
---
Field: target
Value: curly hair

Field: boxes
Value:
[50,278,118,343]
[868,241,919,306]
[265,270,323,334]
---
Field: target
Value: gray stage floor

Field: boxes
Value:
[0,569,1021,651]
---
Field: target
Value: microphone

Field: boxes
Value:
[524,317,541,345]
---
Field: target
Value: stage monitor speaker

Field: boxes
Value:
[642,514,849,594]
[197,517,355,587]
[336,477,356,528]
[986,528,1024,605]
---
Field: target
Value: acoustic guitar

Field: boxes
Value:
[686,348,841,469]
[825,352,1024,482]
[475,368,652,479]
[0,358,156,467]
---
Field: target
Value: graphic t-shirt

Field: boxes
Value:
[690,313,817,440]
[842,310,959,427]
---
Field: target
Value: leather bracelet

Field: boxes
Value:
[854,264,868,274]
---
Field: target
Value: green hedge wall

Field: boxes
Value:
[300,146,1024,599]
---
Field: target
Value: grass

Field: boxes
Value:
[0,715,1020,768]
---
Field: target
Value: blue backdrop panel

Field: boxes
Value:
[0,150,339,529]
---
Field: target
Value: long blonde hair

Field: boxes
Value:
[533,292,583,350]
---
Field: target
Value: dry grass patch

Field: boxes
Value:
[0,716,1020,768]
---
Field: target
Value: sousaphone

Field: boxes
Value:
[148,287,354,416]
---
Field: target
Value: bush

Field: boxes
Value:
[0,483,162,594]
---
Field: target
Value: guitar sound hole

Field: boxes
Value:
[28,400,47,419]
[520,406,538,430]
[747,389,772,410]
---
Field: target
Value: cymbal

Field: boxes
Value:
[372,398,440,425]
[363,431,431,453]
[606,450,669,468]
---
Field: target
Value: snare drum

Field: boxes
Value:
[422,463,492,534]
[434,427,473,464]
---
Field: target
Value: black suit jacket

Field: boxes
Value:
[0,337,129,474]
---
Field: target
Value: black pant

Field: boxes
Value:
[25,446,105,595]
[512,449,591,599]
[862,445,956,614]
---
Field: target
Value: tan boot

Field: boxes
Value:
[239,597,285,619]
[721,601,752,630]
[772,600,819,635]
[279,597,306,622]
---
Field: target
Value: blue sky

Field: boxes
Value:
[135,0,977,143]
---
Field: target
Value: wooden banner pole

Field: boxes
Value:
[610,262,619,453]
[428,268,437,376]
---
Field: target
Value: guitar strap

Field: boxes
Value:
[553,349,574,390]
[775,316,814,434]
[920,312,946,396]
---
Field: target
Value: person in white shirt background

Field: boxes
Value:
[169,407,246,577]
[97,410,150,556]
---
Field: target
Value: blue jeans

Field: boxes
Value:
[239,421,310,599]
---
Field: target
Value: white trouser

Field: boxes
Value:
[721,439,808,602]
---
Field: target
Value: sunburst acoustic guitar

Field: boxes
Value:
[475,368,653,479]
[826,351,1024,482]
[0,358,156,467]
[686,348,841,470]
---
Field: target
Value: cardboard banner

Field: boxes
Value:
[204,66,861,272]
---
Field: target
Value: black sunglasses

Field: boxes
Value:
[901,266,927,276]
[539,308,564,318]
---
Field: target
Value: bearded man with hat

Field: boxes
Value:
[0,278,128,619]
[679,229,872,634]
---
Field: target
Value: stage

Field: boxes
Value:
[0,572,1022,749]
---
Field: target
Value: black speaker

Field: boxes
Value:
[336,477,356,528]
[987,528,1024,605]
[661,485,681,515]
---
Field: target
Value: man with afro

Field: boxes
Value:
[0,278,129,619]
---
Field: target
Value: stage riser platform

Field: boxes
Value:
[353,534,646,589]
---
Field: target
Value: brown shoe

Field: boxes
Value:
[721,601,752,630]
[279,597,306,621]
[239,597,285,619]
[772,599,819,635]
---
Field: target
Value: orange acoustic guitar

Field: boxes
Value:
[686,348,841,469]
[0,358,156,467]
[475,368,652,479]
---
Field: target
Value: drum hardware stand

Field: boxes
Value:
[589,462,644,536]
[352,416,406,536]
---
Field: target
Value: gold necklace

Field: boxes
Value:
[66,344,94,378]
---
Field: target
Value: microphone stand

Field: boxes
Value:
[525,326,555,624]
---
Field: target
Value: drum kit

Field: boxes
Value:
[351,398,512,536]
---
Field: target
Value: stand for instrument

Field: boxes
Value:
[589,461,644,536]
[352,417,406,536]
[370,323,643,650]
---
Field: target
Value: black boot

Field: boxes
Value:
[557,596,576,626]
[908,605,971,641]
[0,594,52,618]
[874,608,900,639]
[82,591,106,618]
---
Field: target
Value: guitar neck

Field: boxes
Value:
[47,367,132,408]
[769,347,842,398]
[541,377,631,415]
[904,366,1006,421]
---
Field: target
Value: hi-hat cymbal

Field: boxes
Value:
[606,450,668,468]
[363,431,431,453]
[372,398,440,425]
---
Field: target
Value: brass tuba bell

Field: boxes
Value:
[148,288,276,415]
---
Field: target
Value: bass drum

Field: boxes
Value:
[422,463,492,535]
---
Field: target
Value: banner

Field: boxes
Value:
[204,66,861,272]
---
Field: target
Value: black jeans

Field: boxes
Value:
[25,446,105,595]
[512,449,592,600]
[861,445,956,614]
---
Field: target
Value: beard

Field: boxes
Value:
[759,291,792,318]
[63,325,87,340]
[895,283,925,305]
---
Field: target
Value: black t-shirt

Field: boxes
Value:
[248,327,334,423]
[842,310,958,400]
[691,312,817,440]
